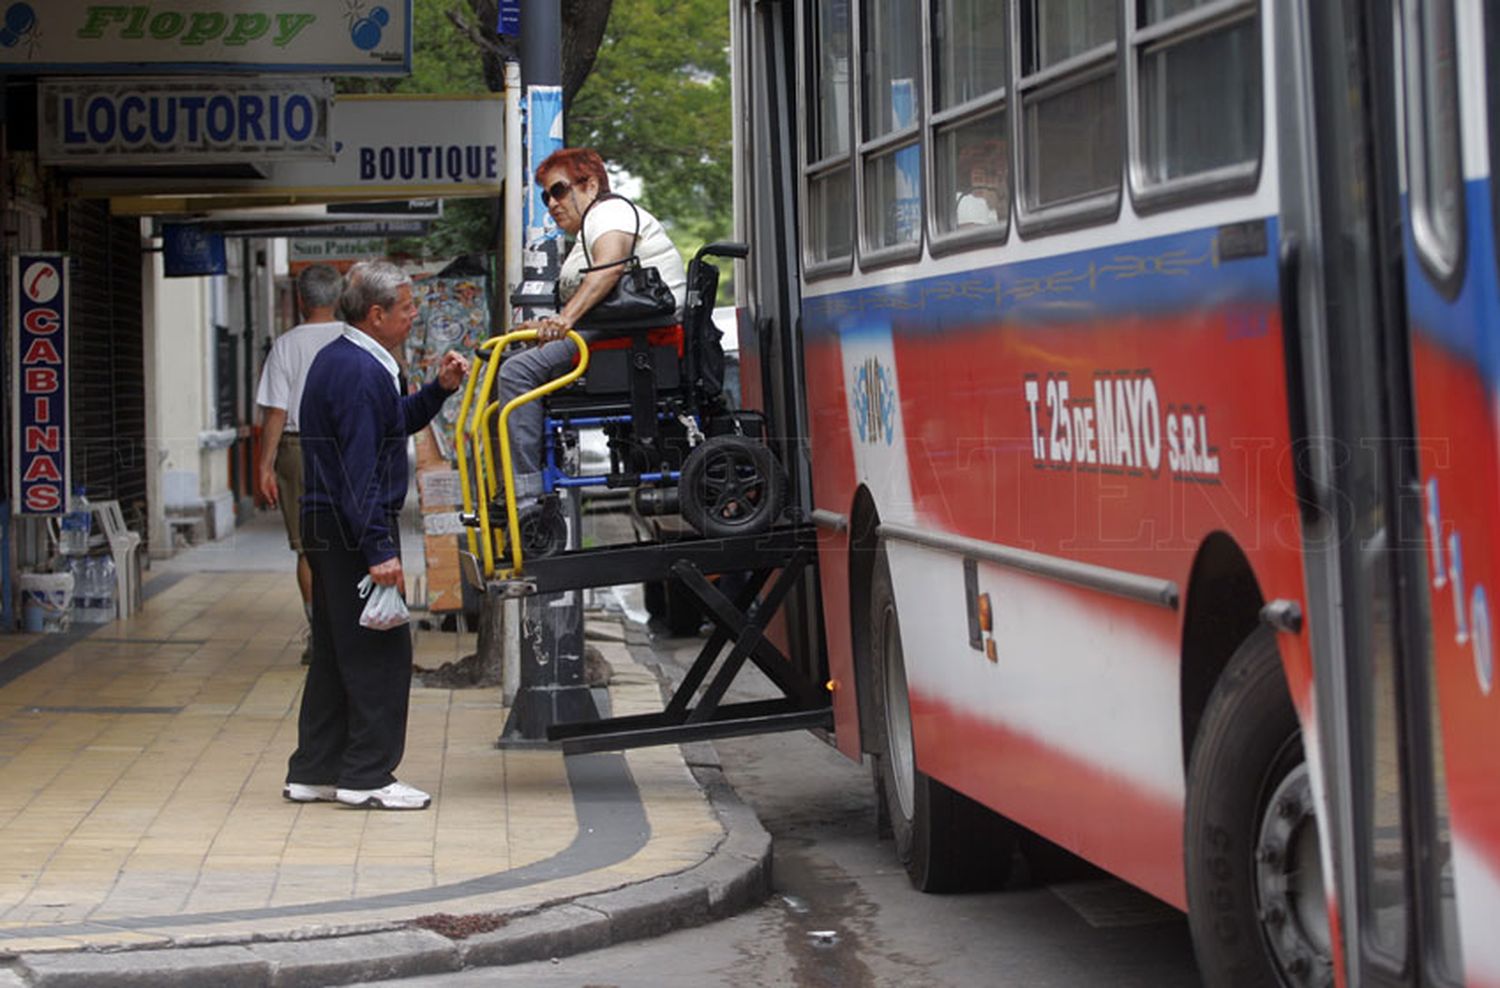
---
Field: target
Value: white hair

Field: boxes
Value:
[339,260,411,323]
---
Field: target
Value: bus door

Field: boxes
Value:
[1279,0,1493,985]
[1385,0,1500,984]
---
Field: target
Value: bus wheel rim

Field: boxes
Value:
[1254,759,1333,987]
[881,603,916,824]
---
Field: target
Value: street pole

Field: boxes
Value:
[497,0,595,745]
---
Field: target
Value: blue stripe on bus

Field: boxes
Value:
[803,220,1281,335]
[1405,179,1500,393]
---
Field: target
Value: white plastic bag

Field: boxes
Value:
[357,575,411,630]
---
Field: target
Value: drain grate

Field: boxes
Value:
[1050,879,1182,928]
[25,705,183,716]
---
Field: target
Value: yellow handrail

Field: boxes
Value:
[452,339,500,562]
[465,330,590,578]
[469,336,510,507]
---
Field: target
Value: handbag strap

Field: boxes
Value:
[579,193,643,272]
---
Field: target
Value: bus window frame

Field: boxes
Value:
[1401,0,1466,299]
[925,0,1011,257]
[800,0,857,280]
[1489,0,1500,290]
[1124,0,1264,216]
[1010,0,1123,238]
[856,0,927,268]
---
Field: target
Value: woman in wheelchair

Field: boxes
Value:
[506,148,687,517]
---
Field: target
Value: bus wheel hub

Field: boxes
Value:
[1255,762,1332,987]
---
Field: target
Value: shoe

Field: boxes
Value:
[336,781,431,810]
[283,782,337,803]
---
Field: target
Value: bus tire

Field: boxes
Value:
[1185,626,1331,987]
[869,545,1016,893]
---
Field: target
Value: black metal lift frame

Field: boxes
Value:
[506,524,831,755]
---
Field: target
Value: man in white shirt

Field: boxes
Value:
[255,264,345,662]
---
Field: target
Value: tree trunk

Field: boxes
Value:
[463,0,612,107]
[560,0,613,107]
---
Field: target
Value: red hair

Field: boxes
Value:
[535,147,611,193]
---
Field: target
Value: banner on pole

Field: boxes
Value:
[523,85,564,249]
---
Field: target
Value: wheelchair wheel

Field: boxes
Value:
[507,500,568,560]
[679,436,784,537]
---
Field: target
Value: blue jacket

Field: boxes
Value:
[299,337,453,565]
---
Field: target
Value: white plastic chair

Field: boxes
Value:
[92,500,143,619]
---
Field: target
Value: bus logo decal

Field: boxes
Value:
[851,356,896,446]
[1425,477,1494,695]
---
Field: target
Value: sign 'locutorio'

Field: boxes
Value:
[38,78,334,164]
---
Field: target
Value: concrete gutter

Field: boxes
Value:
[3,747,768,987]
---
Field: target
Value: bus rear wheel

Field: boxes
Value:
[1185,626,1332,987]
[869,545,1016,892]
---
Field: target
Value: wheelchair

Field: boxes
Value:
[456,241,786,580]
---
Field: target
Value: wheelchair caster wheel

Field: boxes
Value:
[507,500,568,560]
[679,436,784,537]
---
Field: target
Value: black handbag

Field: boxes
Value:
[575,195,678,331]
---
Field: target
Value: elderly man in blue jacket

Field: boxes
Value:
[283,260,469,811]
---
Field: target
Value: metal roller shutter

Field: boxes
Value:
[66,200,147,547]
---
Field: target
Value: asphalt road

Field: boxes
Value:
[379,601,1205,988]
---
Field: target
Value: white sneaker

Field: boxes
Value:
[336,781,431,810]
[283,782,337,803]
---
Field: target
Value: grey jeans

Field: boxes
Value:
[497,337,582,498]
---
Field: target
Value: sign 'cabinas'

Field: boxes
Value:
[10,254,70,516]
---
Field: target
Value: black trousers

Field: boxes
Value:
[286,508,411,791]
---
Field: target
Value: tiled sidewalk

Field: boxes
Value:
[0,516,727,955]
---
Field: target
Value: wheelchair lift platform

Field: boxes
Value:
[493,524,832,755]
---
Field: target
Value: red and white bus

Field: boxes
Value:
[729,0,1500,984]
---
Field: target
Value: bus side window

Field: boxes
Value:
[930,0,1010,245]
[804,0,855,271]
[1405,0,1465,291]
[1130,0,1261,205]
[860,0,924,258]
[1014,0,1120,230]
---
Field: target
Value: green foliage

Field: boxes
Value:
[398,1,491,94]
[570,0,733,248]
[387,197,496,262]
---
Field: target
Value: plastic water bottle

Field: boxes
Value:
[96,556,117,622]
[77,558,96,623]
[81,557,105,624]
[61,488,91,555]
[70,556,90,624]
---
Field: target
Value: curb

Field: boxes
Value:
[1,755,771,988]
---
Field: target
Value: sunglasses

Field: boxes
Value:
[540,180,573,206]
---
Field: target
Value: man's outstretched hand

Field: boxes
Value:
[437,350,471,390]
